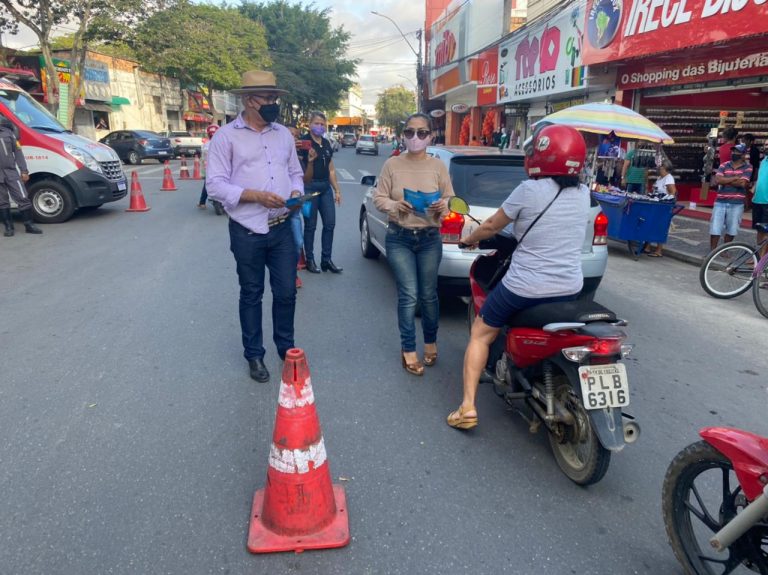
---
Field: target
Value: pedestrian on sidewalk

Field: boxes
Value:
[206,70,304,383]
[645,161,677,257]
[752,140,768,257]
[299,111,343,274]
[709,143,752,251]
[0,117,42,237]
[621,145,650,194]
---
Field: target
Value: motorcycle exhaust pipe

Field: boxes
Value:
[623,420,640,444]
[710,484,768,552]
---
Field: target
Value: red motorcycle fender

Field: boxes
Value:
[553,357,625,452]
[700,427,768,501]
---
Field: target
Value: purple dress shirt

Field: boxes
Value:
[206,114,304,234]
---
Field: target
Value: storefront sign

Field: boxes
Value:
[584,0,768,65]
[451,103,470,113]
[84,60,110,102]
[476,47,499,106]
[618,49,768,89]
[497,2,588,104]
[428,1,467,97]
[430,109,446,118]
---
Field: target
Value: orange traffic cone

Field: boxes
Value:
[125,171,150,212]
[179,157,190,180]
[247,348,350,554]
[192,155,202,180]
[161,161,177,191]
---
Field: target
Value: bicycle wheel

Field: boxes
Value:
[752,255,768,318]
[699,242,757,298]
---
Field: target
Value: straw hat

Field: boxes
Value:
[230,70,289,95]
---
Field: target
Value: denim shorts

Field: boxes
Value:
[709,201,744,237]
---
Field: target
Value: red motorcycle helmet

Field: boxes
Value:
[206,124,220,139]
[523,123,586,178]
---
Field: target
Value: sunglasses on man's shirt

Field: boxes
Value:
[402,128,431,140]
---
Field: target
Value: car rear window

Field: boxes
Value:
[449,157,527,207]
[359,135,374,142]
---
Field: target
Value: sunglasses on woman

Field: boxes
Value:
[402,128,431,140]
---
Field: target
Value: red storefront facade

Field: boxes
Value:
[583,0,768,203]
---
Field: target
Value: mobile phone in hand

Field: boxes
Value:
[298,140,312,151]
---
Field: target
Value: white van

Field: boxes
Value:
[0,78,127,223]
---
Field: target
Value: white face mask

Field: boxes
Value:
[403,132,431,153]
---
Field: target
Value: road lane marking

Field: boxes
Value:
[336,168,354,181]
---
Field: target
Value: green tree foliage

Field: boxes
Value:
[133,2,270,117]
[239,0,357,123]
[49,33,137,60]
[375,86,416,132]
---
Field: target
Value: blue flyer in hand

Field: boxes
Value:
[404,188,441,215]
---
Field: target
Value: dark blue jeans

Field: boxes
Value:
[303,180,335,262]
[229,218,297,361]
[385,224,442,352]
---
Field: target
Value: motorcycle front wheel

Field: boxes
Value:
[662,440,768,575]
[547,380,611,486]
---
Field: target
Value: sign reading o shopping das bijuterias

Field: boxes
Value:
[496,3,587,104]
[583,0,767,65]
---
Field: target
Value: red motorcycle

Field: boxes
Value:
[663,428,768,574]
[458,210,640,486]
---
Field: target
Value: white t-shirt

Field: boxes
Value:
[500,179,590,298]
[653,173,675,194]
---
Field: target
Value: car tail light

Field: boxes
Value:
[593,212,608,245]
[440,211,464,243]
[138,139,148,146]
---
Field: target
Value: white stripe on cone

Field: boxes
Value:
[278,377,315,409]
[269,437,327,475]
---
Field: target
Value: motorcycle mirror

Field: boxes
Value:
[448,197,469,215]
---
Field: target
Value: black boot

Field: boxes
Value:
[305,258,321,274]
[21,210,42,234]
[321,260,343,273]
[1,208,13,237]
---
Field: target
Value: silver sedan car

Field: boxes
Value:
[359,146,608,298]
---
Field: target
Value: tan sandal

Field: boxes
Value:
[401,351,424,376]
[447,406,478,430]
[424,345,438,367]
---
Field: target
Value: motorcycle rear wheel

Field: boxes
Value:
[662,440,768,575]
[547,380,611,486]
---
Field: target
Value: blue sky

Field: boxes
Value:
[6,1,426,105]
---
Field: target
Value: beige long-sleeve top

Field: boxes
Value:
[373,155,455,229]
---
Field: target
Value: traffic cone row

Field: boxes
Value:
[192,155,202,180]
[247,348,350,554]
[161,160,177,191]
[179,157,190,180]
[125,171,150,212]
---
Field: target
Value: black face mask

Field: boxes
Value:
[731,153,743,162]
[258,103,280,123]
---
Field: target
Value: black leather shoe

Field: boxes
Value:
[248,358,270,382]
[321,260,343,273]
[305,258,321,274]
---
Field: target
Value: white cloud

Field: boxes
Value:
[4,0,425,106]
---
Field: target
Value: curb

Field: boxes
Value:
[607,240,703,267]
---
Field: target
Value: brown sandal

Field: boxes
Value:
[447,406,478,430]
[424,345,438,367]
[401,351,424,376]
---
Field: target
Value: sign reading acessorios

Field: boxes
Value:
[583,0,767,65]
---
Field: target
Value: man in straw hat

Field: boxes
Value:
[207,70,304,383]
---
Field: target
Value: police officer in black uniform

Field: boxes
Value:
[0,117,42,237]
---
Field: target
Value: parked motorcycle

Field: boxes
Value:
[662,427,768,574]
[452,197,639,486]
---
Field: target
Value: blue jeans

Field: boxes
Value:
[290,210,303,258]
[303,180,335,262]
[385,224,443,352]
[228,218,297,361]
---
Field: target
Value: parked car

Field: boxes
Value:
[0,78,127,223]
[341,133,357,147]
[358,145,608,297]
[355,134,378,156]
[325,133,340,152]
[160,130,205,157]
[99,130,174,165]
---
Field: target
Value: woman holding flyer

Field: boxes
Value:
[373,113,455,376]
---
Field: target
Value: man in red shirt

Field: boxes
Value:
[718,127,739,166]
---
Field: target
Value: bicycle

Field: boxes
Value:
[699,223,768,299]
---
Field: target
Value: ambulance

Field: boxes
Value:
[0,78,127,223]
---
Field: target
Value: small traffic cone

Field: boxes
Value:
[125,171,150,212]
[160,161,177,191]
[179,157,190,180]
[247,348,350,554]
[192,155,202,180]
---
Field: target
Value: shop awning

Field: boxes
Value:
[183,111,213,122]
[111,95,131,106]
[82,102,113,113]
[330,116,362,126]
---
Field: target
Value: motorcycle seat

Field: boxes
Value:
[508,300,617,329]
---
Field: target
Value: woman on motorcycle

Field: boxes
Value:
[447,124,590,430]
